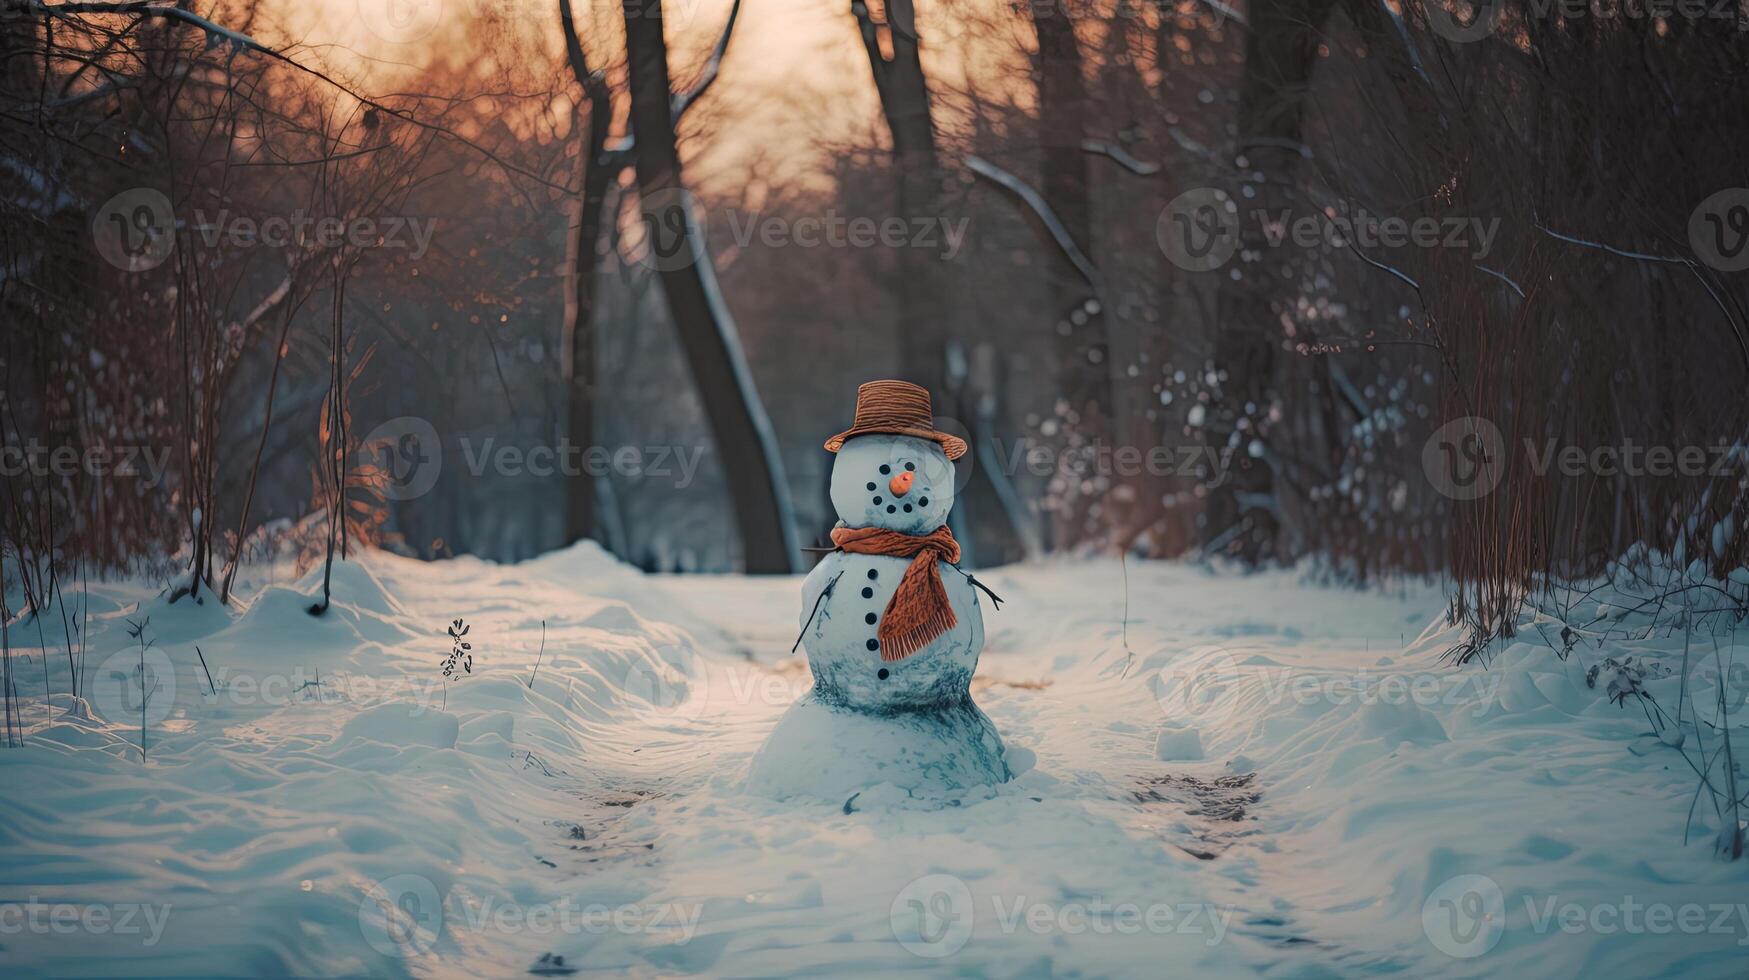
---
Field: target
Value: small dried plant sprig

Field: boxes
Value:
[442,619,472,679]
[124,616,155,760]
[437,618,473,712]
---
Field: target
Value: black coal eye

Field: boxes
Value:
[866,482,876,491]
[879,464,890,474]
[905,462,915,471]
[919,496,930,506]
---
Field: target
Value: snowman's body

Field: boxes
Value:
[747,433,1010,800]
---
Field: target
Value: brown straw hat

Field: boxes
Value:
[824,380,968,460]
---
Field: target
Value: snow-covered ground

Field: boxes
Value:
[2,546,1746,977]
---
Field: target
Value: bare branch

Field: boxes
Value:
[1164,126,1218,163]
[557,0,604,98]
[672,0,742,122]
[1080,138,1160,176]
[851,1,892,106]
[1535,220,1749,373]
[1199,0,1247,26]
[1374,0,1435,95]
[34,1,267,55]
[1535,222,1690,264]
[1475,264,1525,299]
[25,0,576,195]
[966,154,1102,294]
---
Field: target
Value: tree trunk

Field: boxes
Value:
[854,0,1021,565]
[854,0,944,394]
[622,1,799,573]
[559,0,617,547]
[1202,0,1335,563]
[1028,2,1109,422]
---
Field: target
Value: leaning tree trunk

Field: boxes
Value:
[1202,0,1336,563]
[558,0,619,547]
[622,1,799,573]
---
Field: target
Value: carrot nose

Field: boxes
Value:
[888,471,914,497]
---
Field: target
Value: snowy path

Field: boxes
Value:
[3,547,1747,977]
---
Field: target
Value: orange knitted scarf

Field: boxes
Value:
[829,524,961,662]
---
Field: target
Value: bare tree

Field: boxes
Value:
[558,0,631,547]
[852,0,947,393]
[622,0,799,573]
[852,0,1032,563]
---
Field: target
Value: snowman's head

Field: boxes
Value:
[829,433,956,534]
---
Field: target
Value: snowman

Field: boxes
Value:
[747,380,1011,801]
